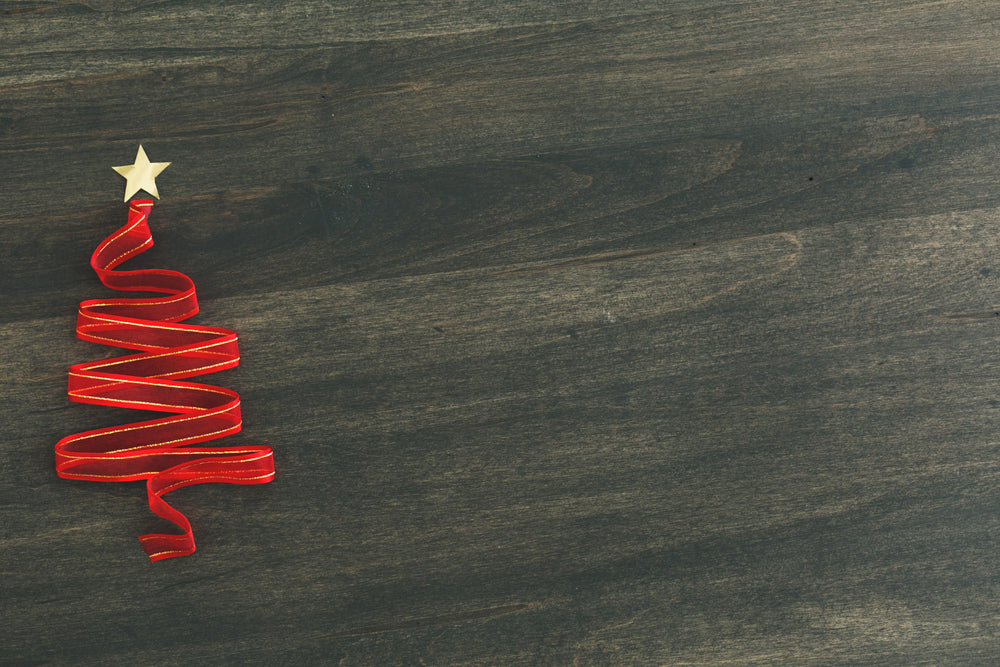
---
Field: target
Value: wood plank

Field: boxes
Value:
[5,1,1000,664]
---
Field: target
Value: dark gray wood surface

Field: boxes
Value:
[5,1,1000,663]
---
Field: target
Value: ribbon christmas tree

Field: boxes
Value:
[55,146,275,562]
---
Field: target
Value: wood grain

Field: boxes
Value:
[5,1,1000,664]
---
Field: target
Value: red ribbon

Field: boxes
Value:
[55,200,274,562]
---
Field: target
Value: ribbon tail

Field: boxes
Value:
[140,449,276,562]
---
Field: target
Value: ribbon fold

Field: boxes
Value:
[55,200,274,562]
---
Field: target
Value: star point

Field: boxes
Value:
[113,145,170,202]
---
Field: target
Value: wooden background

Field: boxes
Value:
[5,1,1000,663]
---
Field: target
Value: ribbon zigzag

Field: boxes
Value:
[55,200,274,562]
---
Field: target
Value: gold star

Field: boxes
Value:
[112,145,170,202]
